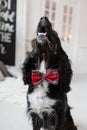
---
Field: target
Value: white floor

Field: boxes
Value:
[0,73,87,130]
[68,74,87,130]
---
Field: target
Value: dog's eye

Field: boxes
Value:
[49,43,54,50]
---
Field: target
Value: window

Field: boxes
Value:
[44,0,56,29]
[61,5,73,42]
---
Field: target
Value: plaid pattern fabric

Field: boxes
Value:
[32,69,59,86]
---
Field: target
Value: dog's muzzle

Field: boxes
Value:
[36,34,50,54]
[37,16,52,33]
[37,35,47,46]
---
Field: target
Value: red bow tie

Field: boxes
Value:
[32,69,59,86]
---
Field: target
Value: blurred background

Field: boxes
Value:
[18,0,87,74]
[0,0,87,130]
[0,0,87,73]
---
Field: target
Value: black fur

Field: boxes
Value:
[22,17,77,130]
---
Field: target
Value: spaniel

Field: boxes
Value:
[22,17,77,130]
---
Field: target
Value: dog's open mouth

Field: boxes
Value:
[37,23,55,53]
[37,26,47,36]
[37,26,54,52]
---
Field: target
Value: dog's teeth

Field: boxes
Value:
[38,32,47,36]
[44,32,47,35]
[38,32,41,36]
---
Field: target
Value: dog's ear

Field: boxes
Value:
[31,38,37,48]
[59,49,73,93]
[22,54,32,85]
[49,30,62,52]
[50,30,72,93]
[22,49,36,85]
[22,39,37,85]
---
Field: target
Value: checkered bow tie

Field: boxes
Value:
[32,69,59,86]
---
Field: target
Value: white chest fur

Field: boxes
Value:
[28,60,56,114]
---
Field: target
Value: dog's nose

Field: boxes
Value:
[40,16,48,26]
[40,16,48,20]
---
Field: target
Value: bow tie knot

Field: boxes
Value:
[32,69,59,86]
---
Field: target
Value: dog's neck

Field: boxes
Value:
[34,45,60,70]
[39,60,46,73]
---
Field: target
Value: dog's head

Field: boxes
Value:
[37,16,61,50]
[37,16,52,36]
[35,16,62,67]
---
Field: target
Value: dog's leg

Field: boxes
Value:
[32,120,40,130]
[33,126,40,130]
[55,112,65,130]
[65,106,77,130]
[55,119,67,130]
[31,113,42,130]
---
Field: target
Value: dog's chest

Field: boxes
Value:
[28,85,56,114]
[28,60,56,114]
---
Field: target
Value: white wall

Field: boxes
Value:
[15,0,27,66]
[26,0,44,52]
[74,0,87,73]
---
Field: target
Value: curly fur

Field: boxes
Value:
[22,17,77,130]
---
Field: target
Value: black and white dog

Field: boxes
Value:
[22,17,77,130]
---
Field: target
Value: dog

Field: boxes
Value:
[22,17,77,130]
